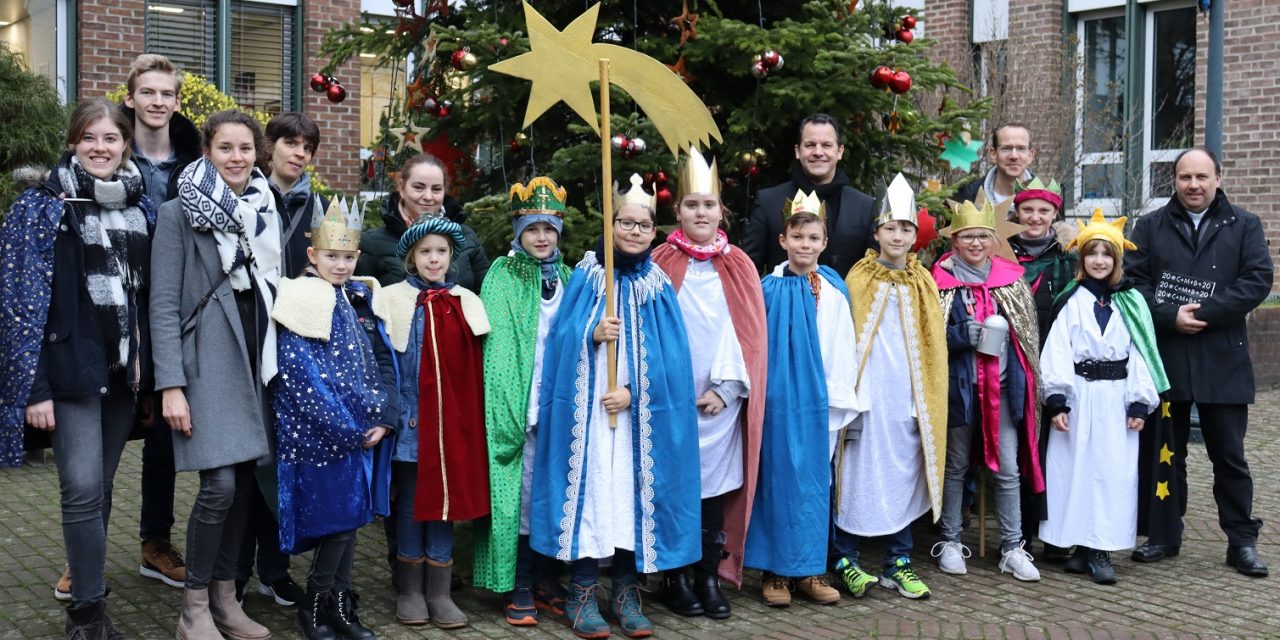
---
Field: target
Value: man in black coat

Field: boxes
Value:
[740,114,875,276]
[1125,147,1274,577]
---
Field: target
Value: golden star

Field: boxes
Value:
[1155,481,1170,501]
[489,3,602,131]
[1159,443,1174,465]
[1161,401,1171,418]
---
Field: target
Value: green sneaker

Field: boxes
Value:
[880,557,930,599]
[833,557,877,598]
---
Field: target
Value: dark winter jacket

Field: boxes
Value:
[119,106,201,204]
[740,166,876,277]
[1008,236,1076,348]
[355,192,490,291]
[1125,190,1275,404]
[272,176,329,278]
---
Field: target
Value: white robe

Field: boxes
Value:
[520,285,564,536]
[1038,286,1159,551]
[835,286,931,536]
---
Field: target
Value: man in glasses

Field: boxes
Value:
[955,123,1037,207]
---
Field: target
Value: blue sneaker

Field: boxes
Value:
[563,581,611,639]
[609,574,652,638]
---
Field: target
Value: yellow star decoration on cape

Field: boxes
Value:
[1161,401,1172,418]
[1155,481,1171,500]
[1159,443,1174,465]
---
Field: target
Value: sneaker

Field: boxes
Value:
[833,557,877,598]
[505,586,539,626]
[140,539,187,588]
[534,581,568,617]
[1063,547,1089,574]
[54,565,72,602]
[998,542,1042,582]
[609,574,653,638]
[760,572,791,607]
[880,557,930,599]
[931,541,970,575]
[562,581,610,639]
[1088,549,1117,585]
[258,575,306,607]
[795,575,840,605]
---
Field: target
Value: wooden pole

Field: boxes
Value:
[599,58,617,427]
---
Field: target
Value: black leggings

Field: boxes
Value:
[185,462,255,589]
[308,530,357,592]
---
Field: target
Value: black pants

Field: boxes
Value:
[186,462,255,589]
[235,485,292,585]
[308,531,356,592]
[139,422,177,542]
[1169,402,1262,547]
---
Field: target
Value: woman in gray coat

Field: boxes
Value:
[151,110,279,640]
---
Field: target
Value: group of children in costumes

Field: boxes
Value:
[269,147,1166,640]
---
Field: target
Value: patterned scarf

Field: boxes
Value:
[178,157,283,383]
[666,227,730,261]
[58,156,150,370]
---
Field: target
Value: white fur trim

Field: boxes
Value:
[271,277,337,340]
[374,282,421,353]
[453,286,491,336]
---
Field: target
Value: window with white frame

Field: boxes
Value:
[145,0,297,115]
[1072,2,1196,216]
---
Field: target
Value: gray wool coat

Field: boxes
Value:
[150,199,273,472]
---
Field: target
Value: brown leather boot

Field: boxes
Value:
[176,588,223,640]
[207,580,271,639]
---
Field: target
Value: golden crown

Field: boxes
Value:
[782,189,826,221]
[613,173,657,212]
[508,176,568,217]
[940,199,997,237]
[1066,208,1137,255]
[677,146,721,198]
[311,197,363,251]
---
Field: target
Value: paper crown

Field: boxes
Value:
[614,173,657,212]
[782,189,827,221]
[677,146,721,198]
[1012,176,1063,210]
[940,199,997,236]
[508,176,568,217]
[1066,208,1137,255]
[876,173,918,227]
[311,197,364,251]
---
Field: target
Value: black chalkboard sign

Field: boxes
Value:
[1154,270,1216,306]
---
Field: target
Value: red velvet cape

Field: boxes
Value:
[652,243,767,587]
[414,289,491,522]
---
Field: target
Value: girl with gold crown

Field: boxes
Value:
[652,148,767,620]
[529,174,700,639]
[832,174,946,601]
[744,190,862,608]
[1038,210,1168,585]
[269,198,398,639]
[471,176,573,627]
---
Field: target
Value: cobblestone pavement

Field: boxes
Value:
[2,389,1278,640]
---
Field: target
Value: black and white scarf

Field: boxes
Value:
[58,156,150,370]
[177,158,282,383]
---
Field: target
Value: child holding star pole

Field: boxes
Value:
[1038,210,1168,585]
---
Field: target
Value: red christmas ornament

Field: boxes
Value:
[656,186,674,210]
[435,100,453,118]
[760,50,782,69]
[750,60,769,80]
[499,37,509,46]
[450,49,477,71]
[643,171,655,185]
[888,70,912,94]
[896,29,914,44]
[743,164,761,178]
[309,73,329,93]
[422,97,439,114]
[656,171,668,184]
[870,66,894,89]
[911,207,937,252]
[611,133,630,152]
[901,15,917,29]
[326,83,347,103]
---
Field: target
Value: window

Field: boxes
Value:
[1075,13,1126,205]
[1,0,69,99]
[145,0,297,114]
[1143,5,1196,200]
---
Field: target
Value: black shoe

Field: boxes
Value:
[261,575,306,607]
[298,588,338,640]
[1087,550,1117,585]
[1226,545,1269,577]
[327,589,376,639]
[66,599,110,640]
[661,568,703,616]
[1063,547,1089,574]
[692,570,731,619]
[1130,542,1179,563]
[1041,543,1073,563]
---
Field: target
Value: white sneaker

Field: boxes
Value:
[999,542,1041,581]
[930,541,970,575]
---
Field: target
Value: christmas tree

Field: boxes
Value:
[319,0,988,260]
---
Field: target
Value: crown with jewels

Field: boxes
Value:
[1066,208,1137,256]
[876,172,918,227]
[677,146,721,198]
[782,189,827,221]
[311,197,364,251]
[613,173,657,212]
[507,176,568,217]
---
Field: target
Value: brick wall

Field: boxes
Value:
[77,0,147,98]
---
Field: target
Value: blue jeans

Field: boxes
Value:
[831,526,913,571]
[393,462,453,562]
[570,549,638,585]
[941,395,1023,552]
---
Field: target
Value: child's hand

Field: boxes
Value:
[1127,417,1145,431]
[602,387,632,414]
[593,316,621,344]
[1050,413,1070,432]
[364,426,389,448]
[696,390,726,416]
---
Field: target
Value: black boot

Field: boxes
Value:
[693,529,731,620]
[327,589,376,639]
[298,588,338,640]
[1088,549,1117,585]
[1063,546,1089,574]
[65,599,109,640]
[661,567,703,616]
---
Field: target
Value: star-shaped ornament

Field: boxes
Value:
[425,0,450,17]
[668,55,696,84]
[924,178,943,194]
[389,122,424,154]
[670,0,699,47]
[406,76,431,113]
[1155,481,1170,500]
[1161,401,1172,418]
[939,136,984,172]
[1159,443,1174,465]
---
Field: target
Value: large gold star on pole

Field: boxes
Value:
[1159,443,1174,465]
[1155,481,1171,500]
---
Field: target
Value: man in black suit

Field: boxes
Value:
[740,114,876,276]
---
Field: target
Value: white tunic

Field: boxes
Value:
[520,284,564,536]
[1038,287,1159,551]
[676,258,749,498]
[835,286,931,536]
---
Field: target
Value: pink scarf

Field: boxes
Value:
[666,227,730,261]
